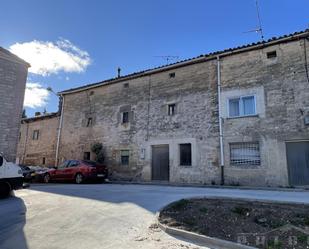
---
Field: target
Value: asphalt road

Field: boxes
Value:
[1,183,309,249]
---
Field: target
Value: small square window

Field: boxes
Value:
[122,112,129,124]
[121,150,129,165]
[179,143,192,166]
[230,142,260,166]
[169,72,175,78]
[228,96,256,117]
[87,117,93,127]
[123,83,129,88]
[168,104,176,116]
[83,152,91,160]
[32,130,39,140]
[267,51,277,59]
[89,91,94,96]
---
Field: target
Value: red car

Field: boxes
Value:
[43,160,108,184]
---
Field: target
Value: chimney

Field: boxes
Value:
[117,67,121,78]
[35,112,41,116]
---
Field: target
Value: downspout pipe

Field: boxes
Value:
[217,56,225,185]
[55,94,64,166]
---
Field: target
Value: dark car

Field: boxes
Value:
[19,165,35,182]
[43,160,108,184]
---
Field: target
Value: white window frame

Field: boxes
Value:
[227,95,257,118]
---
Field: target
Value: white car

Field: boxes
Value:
[0,153,23,198]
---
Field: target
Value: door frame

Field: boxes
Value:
[151,144,170,181]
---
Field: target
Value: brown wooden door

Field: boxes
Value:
[152,145,169,181]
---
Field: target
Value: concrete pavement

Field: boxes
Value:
[1,183,309,249]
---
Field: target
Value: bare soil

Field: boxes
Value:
[159,198,309,249]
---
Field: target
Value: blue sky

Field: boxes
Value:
[1,0,308,117]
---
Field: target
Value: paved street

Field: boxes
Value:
[1,184,309,249]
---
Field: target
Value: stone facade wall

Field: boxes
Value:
[16,115,59,166]
[59,61,221,184]
[58,35,309,186]
[0,51,28,162]
[220,38,309,186]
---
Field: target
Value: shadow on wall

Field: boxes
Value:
[0,196,28,249]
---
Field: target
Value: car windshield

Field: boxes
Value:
[82,160,97,167]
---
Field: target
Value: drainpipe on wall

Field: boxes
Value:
[217,56,225,185]
[55,94,64,166]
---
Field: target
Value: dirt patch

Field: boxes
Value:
[159,198,309,249]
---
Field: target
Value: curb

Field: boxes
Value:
[108,180,309,192]
[157,221,257,249]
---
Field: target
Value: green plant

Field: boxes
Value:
[199,207,208,213]
[297,235,308,244]
[170,199,190,210]
[91,143,105,163]
[266,239,282,249]
[231,206,250,216]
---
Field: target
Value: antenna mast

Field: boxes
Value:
[244,0,264,41]
[155,55,179,65]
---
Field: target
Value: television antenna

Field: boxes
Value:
[154,55,179,65]
[244,0,264,41]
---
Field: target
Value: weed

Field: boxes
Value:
[231,206,250,216]
[199,207,208,213]
[170,199,190,210]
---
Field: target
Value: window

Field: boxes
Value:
[32,130,40,140]
[84,152,91,160]
[59,160,70,169]
[69,160,80,167]
[230,142,260,166]
[267,51,277,59]
[0,156,3,167]
[168,104,176,116]
[19,132,21,141]
[179,143,192,166]
[122,112,129,124]
[228,96,256,118]
[42,157,46,165]
[169,72,175,78]
[87,117,93,127]
[123,83,129,88]
[121,150,129,165]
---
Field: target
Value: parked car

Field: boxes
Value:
[28,166,50,182]
[0,153,23,198]
[19,165,35,182]
[43,160,108,184]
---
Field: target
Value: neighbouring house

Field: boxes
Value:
[16,112,59,166]
[0,47,30,162]
[19,29,309,187]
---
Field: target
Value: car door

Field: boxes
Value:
[54,160,70,180]
[63,160,80,180]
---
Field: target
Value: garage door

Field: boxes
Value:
[286,141,309,186]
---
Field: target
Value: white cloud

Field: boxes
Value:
[24,83,50,108]
[9,39,91,76]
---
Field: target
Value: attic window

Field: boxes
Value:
[124,83,129,88]
[89,91,94,96]
[266,51,277,59]
[169,72,175,78]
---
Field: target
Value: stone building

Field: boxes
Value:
[0,47,30,162]
[56,29,309,186]
[16,113,59,166]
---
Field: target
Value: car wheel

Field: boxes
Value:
[0,182,11,199]
[75,173,83,184]
[43,174,51,183]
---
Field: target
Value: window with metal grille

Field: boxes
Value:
[179,143,192,166]
[228,95,256,118]
[121,150,129,165]
[32,130,40,140]
[87,117,93,127]
[230,142,260,166]
[122,112,129,124]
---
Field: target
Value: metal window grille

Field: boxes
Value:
[122,112,129,123]
[168,104,176,116]
[230,142,260,166]
[121,150,129,165]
